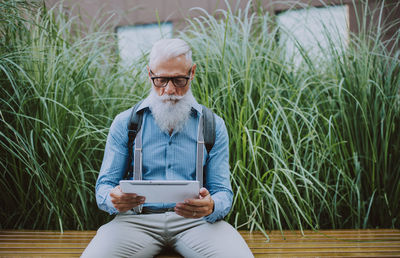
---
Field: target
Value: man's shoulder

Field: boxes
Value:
[214,113,227,134]
[112,107,134,126]
[201,107,226,136]
[111,103,150,130]
[203,107,224,127]
[212,112,224,124]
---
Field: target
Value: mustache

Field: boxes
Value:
[158,94,184,101]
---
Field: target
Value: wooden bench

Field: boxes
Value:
[1,229,399,257]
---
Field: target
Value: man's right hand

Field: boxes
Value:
[109,185,145,212]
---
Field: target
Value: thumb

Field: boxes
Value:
[199,187,210,198]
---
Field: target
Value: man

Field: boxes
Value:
[82,38,253,257]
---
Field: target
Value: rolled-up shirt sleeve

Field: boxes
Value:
[204,116,233,223]
[96,110,131,214]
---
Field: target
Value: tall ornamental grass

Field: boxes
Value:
[182,1,400,230]
[1,0,399,231]
[0,1,147,230]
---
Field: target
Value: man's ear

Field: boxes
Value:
[190,63,197,81]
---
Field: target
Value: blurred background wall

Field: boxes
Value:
[44,0,399,65]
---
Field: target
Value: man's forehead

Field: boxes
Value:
[150,63,192,76]
[151,55,191,68]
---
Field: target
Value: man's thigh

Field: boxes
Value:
[174,220,253,258]
[81,215,163,258]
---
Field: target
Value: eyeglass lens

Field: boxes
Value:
[153,77,188,88]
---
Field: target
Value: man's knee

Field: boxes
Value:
[81,220,162,258]
[175,220,253,258]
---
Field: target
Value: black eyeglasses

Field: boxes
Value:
[150,67,192,88]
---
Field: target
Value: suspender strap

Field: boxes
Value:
[132,128,143,213]
[133,128,143,181]
[127,104,214,199]
[125,101,144,180]
[196,114,205,188]
[128,101,144,213]
[133,114,206,188]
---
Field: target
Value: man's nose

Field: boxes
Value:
[165,80,176,95]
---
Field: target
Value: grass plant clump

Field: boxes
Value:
[1,0,399,231]
[182,1,400,230]
[0,0,147,230]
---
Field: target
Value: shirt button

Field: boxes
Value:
[168,141,172,145]
[168,164,171,169]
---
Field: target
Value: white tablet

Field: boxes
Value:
[119,180,200,203]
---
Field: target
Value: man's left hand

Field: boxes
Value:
[174,187,214,218]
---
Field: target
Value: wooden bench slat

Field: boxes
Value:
[0,243,88,247]
[1,229,398,235]
[0,239,92,243]
[1,230,397,237]
[2,234,399,240]
[2,238,399,244]
[1,246,399,252]
[6,229,399,233]
[0,231,97,234]
[248,242,400,248]
[240,230,400,235]
[254,253,400,257]
[1,242,399,248]
[251,247,400,252]
[252,249,400,255]
[0,236,93,240]
[3,232,399,237]
[1,241,399,249]
[0,254,81,257]
[1,248,399,255]
[0,249,83,252]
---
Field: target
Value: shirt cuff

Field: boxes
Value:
[204,192,229,223]
[105,193,118,215]
[97,185,118,215]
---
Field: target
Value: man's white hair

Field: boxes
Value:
[149,38,192,68]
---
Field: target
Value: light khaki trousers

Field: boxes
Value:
[81,212,253,258]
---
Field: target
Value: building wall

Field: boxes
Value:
[44,0,358,29]
[44,0,399,52]
[44,0,249,31]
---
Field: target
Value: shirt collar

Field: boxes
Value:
[136,94,203,117]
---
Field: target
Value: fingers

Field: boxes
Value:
[111,197,145,212]
[199,187,210,198]
[175,188,214,218]
[112,202,142,213]
[183,188,211,207]
[110,185,145,212]
[174,203,211,218]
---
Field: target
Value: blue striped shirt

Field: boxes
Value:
[95,97,233,223]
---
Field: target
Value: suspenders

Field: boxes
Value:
[132,127,143,213]
[126,104,216,213]
[196,114,205,188]
[132,112,207,185]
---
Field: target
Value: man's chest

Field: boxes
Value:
[139,115,201,179]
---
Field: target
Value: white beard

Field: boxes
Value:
[147,88,196,134]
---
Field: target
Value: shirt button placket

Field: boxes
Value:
[166,139,173,179]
